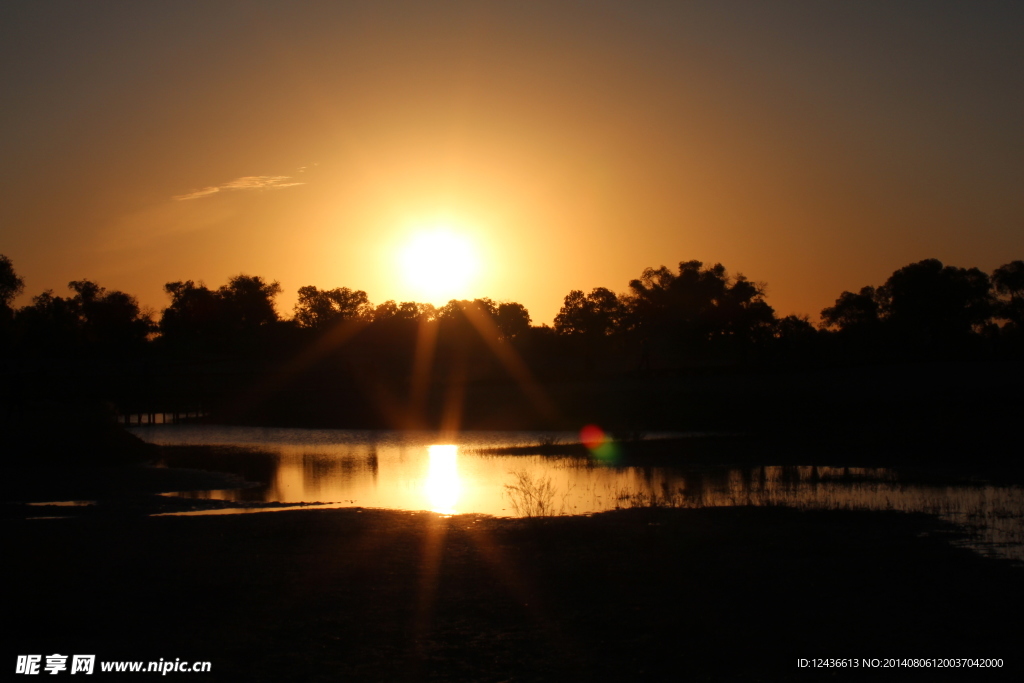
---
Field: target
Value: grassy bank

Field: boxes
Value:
[4,506,1021,681]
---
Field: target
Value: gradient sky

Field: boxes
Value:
[2,0,1022,325]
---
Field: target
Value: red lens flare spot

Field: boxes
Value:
[580,424,605,450]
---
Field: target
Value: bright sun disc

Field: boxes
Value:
[398,229,479,302]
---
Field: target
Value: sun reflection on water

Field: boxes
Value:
[424,444,461,515]
[142,426,1024,563]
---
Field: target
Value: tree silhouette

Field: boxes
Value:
[14,290,81,355]
[294,285,371,330]
[436,298,498,323]
[495,302,532,340]
[0,254,24,347]
[0,254,25,308]
[775,314,816,339]
[877,259,992,347]
[160,281,225,351]
[219,275,282,334]
[12,280,151,356]
[160,275,281,354]
[372,299,399,322]
[992,260,1024,328]
[625,260,775,354]
[819,286,880,331]
[6,249,1024,408]
[553,287,624,337]
[402,301,436,321]
[68,280,153,353]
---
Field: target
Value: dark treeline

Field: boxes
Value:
[1,253,1022,442]
[3,255,1022,366]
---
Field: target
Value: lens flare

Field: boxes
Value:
[580,424,605,450]
[580,424,619,462]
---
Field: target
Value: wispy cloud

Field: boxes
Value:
[173,175,304,201]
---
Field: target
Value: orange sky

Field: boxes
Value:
[2,1,1022,325]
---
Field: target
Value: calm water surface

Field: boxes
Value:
[130,425,1024,562]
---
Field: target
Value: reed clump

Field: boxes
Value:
[503,470,559,517]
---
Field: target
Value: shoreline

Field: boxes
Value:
[5,505,1021,681]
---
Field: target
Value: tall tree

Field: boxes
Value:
[436,298,498,323]
[160,280,224,349]
[877,259,992,343]
[553,288,624,337]
[992,260,1024,328]
[819,286,880,331]
[0,254,24,345]
[625,260,775,344]
[160,275,281,353]
[69,280,153,352]
[0,254,25,309]
[294,286,371,330]
[15,280,151,355]
[495,302,532,340]
[13,290,80,354]
[219,275,282,334]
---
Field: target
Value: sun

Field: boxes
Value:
[398,228,480,303]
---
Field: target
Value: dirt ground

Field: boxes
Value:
[4,503,1021,682]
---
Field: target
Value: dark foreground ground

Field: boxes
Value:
[5,504,1022,682]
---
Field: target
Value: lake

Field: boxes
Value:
[130,425,1024,562]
